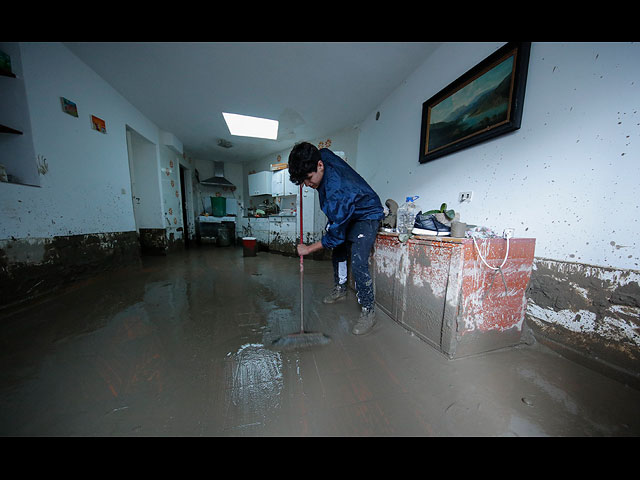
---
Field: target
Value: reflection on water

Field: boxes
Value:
[226,343,284,418]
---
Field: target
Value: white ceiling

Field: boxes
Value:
[64,42,440,163]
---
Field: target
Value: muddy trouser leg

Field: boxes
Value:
[347,220,380,310]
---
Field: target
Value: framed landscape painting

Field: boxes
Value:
[419,42,531,164]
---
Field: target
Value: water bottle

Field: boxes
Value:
[397,196,419,234]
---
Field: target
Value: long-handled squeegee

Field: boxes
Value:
[270,184,331,351]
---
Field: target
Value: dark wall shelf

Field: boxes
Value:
[1,65,23,134]
[0,124,23,135]
[0,68,16,78]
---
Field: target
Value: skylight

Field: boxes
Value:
[222,112,279,140]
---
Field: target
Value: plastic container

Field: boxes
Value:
[217,226,231,246]
[397,196,420,234]
[211,197,226,217]
[242,237,257,257]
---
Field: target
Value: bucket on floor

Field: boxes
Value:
[217,226,231,247]
[242,237,257,257]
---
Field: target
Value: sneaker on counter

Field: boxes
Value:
[352,306,376,335]
[412,212,451,236]
[323,284,347,304]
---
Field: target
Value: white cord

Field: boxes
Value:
[472,235,510,270]
[472,234,510,299]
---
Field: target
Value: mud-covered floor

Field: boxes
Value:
[1,245,639,436]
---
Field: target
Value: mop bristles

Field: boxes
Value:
[270,331,331,351]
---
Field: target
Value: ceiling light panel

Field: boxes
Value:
[222,112,279,140]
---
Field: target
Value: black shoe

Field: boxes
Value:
[412,212,451,236]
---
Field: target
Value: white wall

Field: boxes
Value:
[0,42,167,240]
[158,143,184,239]
[357,42,640,271]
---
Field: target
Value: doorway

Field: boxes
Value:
[179,164,191,248]
[125,126,165,254]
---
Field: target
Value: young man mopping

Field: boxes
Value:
[288,142,383,335]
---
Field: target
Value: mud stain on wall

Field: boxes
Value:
[138,228,168,256]
[526,258,640,387]
[269,232,297,256]
[0,231,140,309]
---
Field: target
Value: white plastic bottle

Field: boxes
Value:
[397,196,419,234]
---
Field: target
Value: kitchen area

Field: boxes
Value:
[193,154,335,256]
[194,160,241,247]
[240,158,329,256]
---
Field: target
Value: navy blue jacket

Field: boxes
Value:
[317,149,383,249]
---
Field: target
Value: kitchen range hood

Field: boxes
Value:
[200,161,235,187]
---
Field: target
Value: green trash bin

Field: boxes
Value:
[211,197,226,217]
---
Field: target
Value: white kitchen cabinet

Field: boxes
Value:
[248,171,272,196]
[271,169,284,196]
[247,217,269,247]
[243,184,325,254]
[268,216,297,254]
[284,169,298,196]
[301,185,326,244]
[271,168,298,197]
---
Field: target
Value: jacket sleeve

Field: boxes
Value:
[320,183,356,249]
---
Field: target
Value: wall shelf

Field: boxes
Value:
[0,68,16,78]
[0,42,39,187]
[0,124,23,135]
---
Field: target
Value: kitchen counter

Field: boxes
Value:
[198,215,237,223]
[196,216,237,246]
[245,214,296,219]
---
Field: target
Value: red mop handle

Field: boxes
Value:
[299,184,304,267]
[299,184,304,332]
[299,184,302,249]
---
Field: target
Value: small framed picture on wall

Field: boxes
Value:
[91,115,107,134]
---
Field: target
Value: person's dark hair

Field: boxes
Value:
[288,142,321,185]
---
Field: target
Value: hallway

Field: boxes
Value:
[1,246,638,436]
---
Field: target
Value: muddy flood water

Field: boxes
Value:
[1,245,639,436]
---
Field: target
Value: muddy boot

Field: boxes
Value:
[323,284,347,304]
[352,306,376,335]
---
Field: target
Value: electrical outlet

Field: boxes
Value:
[503,228,515,239]
[459,191,473,203]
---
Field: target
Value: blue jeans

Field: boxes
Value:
[331,219,380,310]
